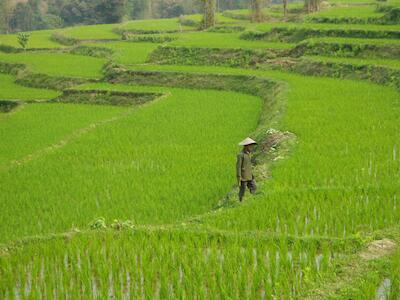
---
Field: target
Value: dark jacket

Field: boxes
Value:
[236,150,253,181]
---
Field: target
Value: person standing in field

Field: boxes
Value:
[236,137,257,202]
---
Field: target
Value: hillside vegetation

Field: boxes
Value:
[0,0,400,298]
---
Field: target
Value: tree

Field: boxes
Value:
[0,0,14,33]
[201,0,216,28]
[305,0,320,13]
[250,0,263,22]
[60,0,126,26]
[283,0,288,17]
[95,0,127,23]
[42,14,64,28]
[10,3,34,32]
[17,32,30,50]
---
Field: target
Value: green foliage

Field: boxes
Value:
[52,89,162,106]
[241,26,400,42]
[85,41,158,65]
[70,45,114,58]
[0,51,106,78]
[269,57,400,89]
[59,0,126,26]
[178,15,200,27]
[0,80,262,242]
[17,33,30,50]
[0,30,64,49]
[0,230,345,298]
[0,44,20,53]
[1,7,400,297]
[50,32,79,46]
[0,101,19,113]
[292,39,400,59]
[201,0,217,28]
[148,45,288,67]
[122,33,177,43]
[0,101,123,166]
[207,25,246,33]
[0,73,60,100]
[167,31,294,49]
[16,73,90,90]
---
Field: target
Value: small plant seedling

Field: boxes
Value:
[17,32,30,51]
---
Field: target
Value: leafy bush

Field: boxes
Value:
[0,44,20,53]
[0,100,19,113]
[121,33,177,43]
[70,45,114,58]
[50,32,79,46]
[207,25,246,33]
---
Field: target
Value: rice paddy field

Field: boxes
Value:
[0,1,400,298]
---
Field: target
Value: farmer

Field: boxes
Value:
[236,137,257,202]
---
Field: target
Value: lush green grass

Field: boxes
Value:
[327,0,376,3]
[1,9,400,297]
[127,64,400,237]
[117,18,193,32]
[305,55,400,69]
[0,30,63,49]
[223,2,305,18]
[0,52,105,78]
[58,24,120,40]
[306,37,400,45]
[0,74,59,101]
[0,230,345,299]
[254,21,400,32]
[0,103,123,166]
[307,5,385,19]
[182,13,244,24]
[0,83,261,243]
[86,41,158,65]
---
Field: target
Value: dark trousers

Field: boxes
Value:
[239,179,256,201]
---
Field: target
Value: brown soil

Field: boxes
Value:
[359,239,397,260]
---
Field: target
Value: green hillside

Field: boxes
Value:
[0,1,400,298]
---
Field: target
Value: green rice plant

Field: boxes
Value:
[306,5,385,19]
[0,52,105,78]
[57,24,120,40]
[305,55,400,69]
[305,37,400,45]
[0,11,399,296]
[0,102,124,165]
[0,83,261,243]
[0,230,347,299]
[0,74,59,101]
[116,18,193,33]
[85,41,159,65]
[0,30,63,49]
[167,31,294,49]
[183,12,249,24]
[126,64,400,238]
[253,21,400,33]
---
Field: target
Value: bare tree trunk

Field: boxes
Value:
[1,0,13,34]
[250,0,263,22]
[202,0,216,29]
[283,0,288,17]
[304,0,320,13]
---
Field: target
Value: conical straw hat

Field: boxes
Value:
[238,137,257,146]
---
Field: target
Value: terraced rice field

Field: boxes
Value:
[0,3,400,299]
